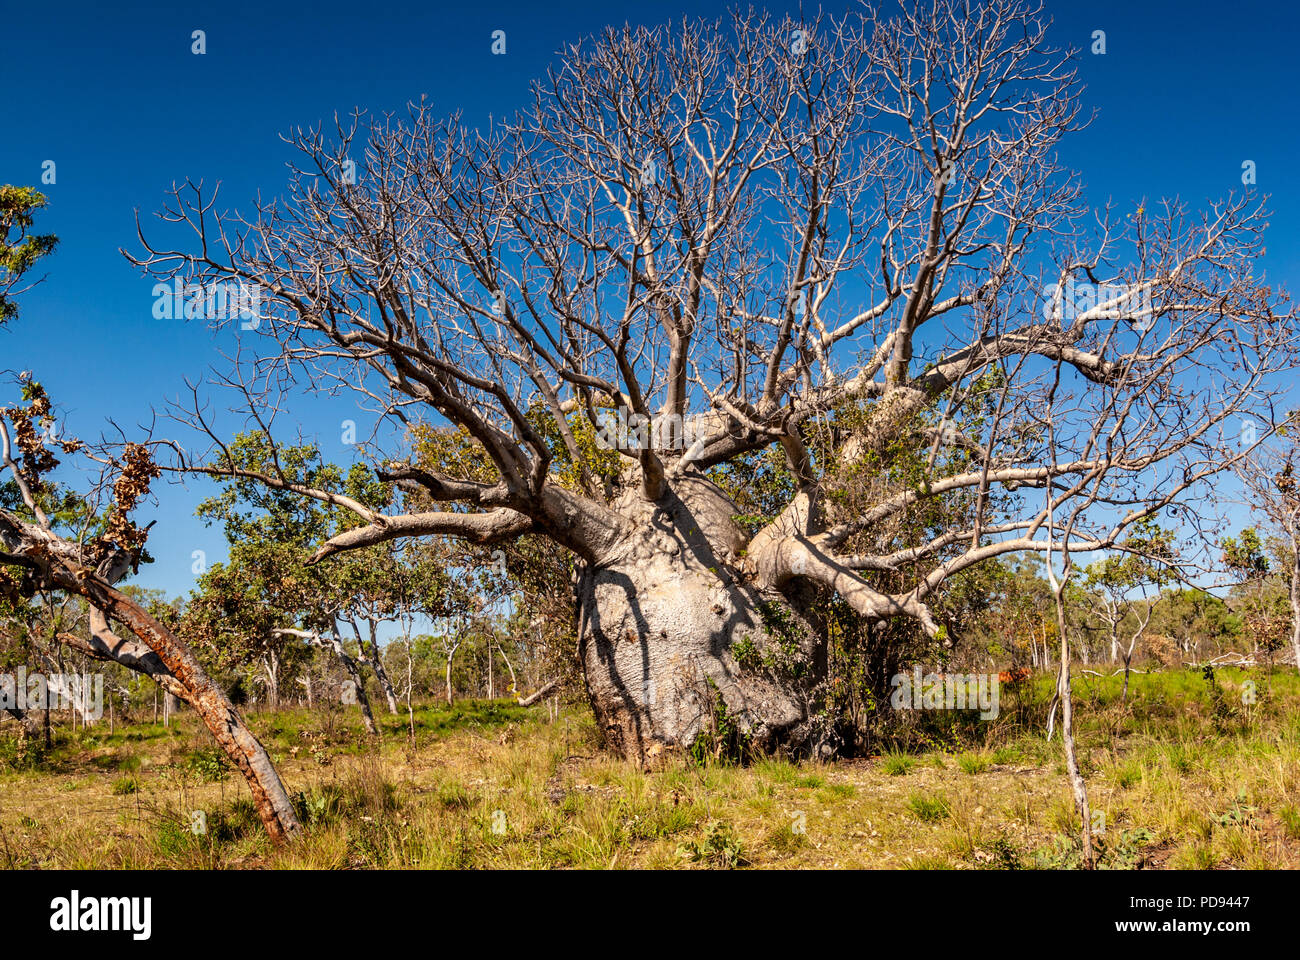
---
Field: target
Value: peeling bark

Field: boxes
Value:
[69,577,301,842]
[0,509,302,842]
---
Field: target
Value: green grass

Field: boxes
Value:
[957,752,992,774]
[881,749,917,776]
[906,791,951,822]
[1,669,1299,869]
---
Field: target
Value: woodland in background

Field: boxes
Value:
[4,1,1300,862]
[4,412,1295,752]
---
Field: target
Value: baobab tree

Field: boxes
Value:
[132,1,1299,761]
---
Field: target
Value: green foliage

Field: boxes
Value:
[0,185,58,325]
[185,746,231,782]
[676,820,747,868]
[1221,527,1270,580]
[687,679,751,766]
[731,635,761,671]
[956,751,991,774]
[1215,788,1257,829]
[185,432,468,702]
[1200,664,1238,733]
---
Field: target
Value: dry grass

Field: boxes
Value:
[1,667,1298,869]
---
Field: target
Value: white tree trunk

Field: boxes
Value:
[577,479,825,760]
[1289,545,1300,669]
[364,622,400,714]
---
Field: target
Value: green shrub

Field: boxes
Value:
[677,820,747,869]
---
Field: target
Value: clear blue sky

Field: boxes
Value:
[2,0,1297,600]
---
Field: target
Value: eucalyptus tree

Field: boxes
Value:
[1234,417,1300,667]
[0,185,57,325]
[1220,527,1291,666]
[0,382,300,840]
[134,2,1299,760]
[189,433,421,713]
[1083,520,1176,701]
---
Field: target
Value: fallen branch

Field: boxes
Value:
[518,678,559,707]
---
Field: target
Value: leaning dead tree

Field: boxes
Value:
[0,387,301,841]
[131,1,1298,761]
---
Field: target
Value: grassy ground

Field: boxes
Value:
[1,666,1298,869]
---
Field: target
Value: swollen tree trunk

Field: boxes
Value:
[577,478,827,761]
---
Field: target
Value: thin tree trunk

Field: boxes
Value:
[263,651,280,710]
[355,619,399,714]
[1289,545,1300,669]
[1045,546,1093,867]
[498,642,519,697]
[331,642,376,736]
[1054,614,1093,869]
[45,672,98,728]
[276,628,376,735]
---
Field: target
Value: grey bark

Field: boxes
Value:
[349,618,399,714]
[577,477,826,760]
[517,678,558,707]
